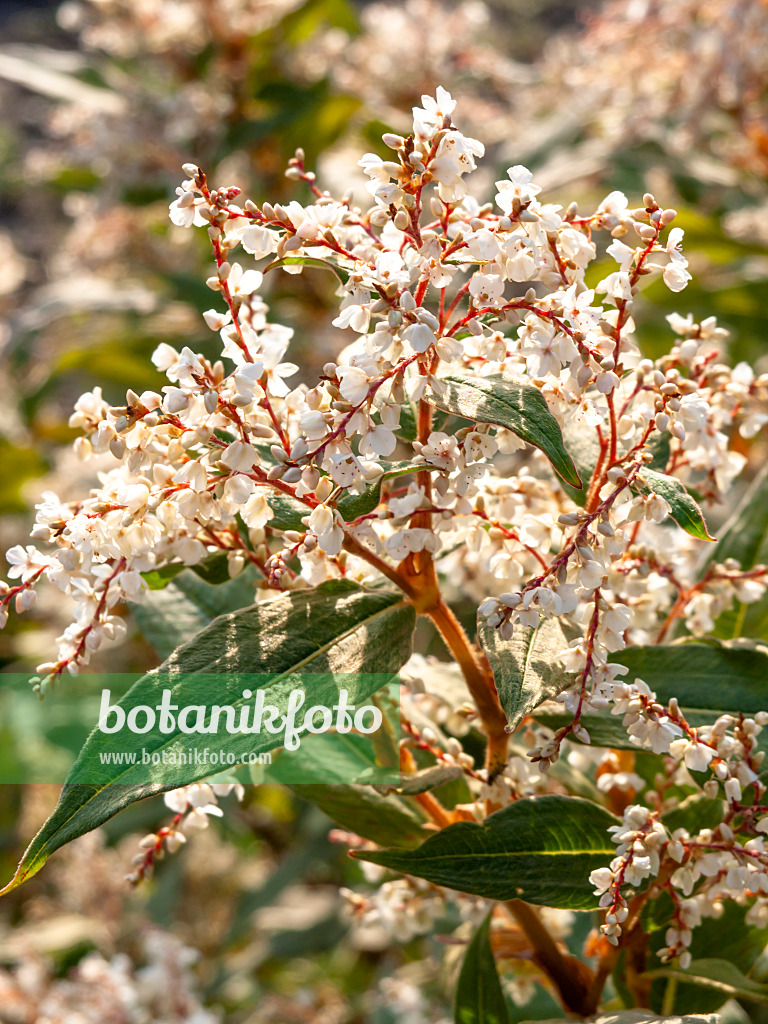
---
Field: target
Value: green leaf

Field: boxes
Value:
[706,463,768,640]
[708,462,768,569]
[1,581,415,896]
[478,615,571,733]
[644,881,768,1014]
[141,551,235,591]
[647,432,671,473]
[534,642,768,753]
[265,462,438,529]
[266,492,308,531]
[353,795,618,910]
[659,793,726,835]
[614,642,768,718]
[336,461,438,522]
[422,374,581,488]
[455,912,511,1024]
[131,568,258,659]
[267,729,395,784]
[644,960,768,1005]
[292,784,429,848]
[140,563,187,590]
[632,469,714,542]
[262,255,349,285]
[558,420,600,508]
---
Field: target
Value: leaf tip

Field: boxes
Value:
[0,863,31,899]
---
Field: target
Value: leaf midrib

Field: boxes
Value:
[14,592,408,885]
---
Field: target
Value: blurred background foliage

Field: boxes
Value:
[0,0,767,1020]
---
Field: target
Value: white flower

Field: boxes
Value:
[402,322,437,353]
[412,86,456,132]
[337,366,370,405]
[468,272,505,308]
[662,228,691,293]
[308,504,344,556]
[241,225,277,259]
[495,165,541,211]
[221,441,258,472]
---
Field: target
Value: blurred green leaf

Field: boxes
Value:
[455,912,510,1024]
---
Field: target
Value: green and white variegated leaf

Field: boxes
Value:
[478,614,572,733]
[422,373,581,488]
[1,580,415,896]
[632,468,714,542]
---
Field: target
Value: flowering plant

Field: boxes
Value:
[3,86,768,1019]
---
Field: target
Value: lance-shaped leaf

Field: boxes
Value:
[534,642,768,753]
[353,795,618,910]
[645,896,768,1014]
[1,580,415,896]
[644,959,768,1006]
[615,641,768,715]
[478,614,571,733]
[132,567,258,658]
[141,550,238,590]
[422,374,580,488]
[292,784,429,849]
[455,913,510,1024]
[708,462,768,569]
[705,462,768,639]
[632,468,714,542]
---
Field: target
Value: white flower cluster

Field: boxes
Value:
[2,86,767,969]
[0,928,219,1024]
[4,87,766,696]
[590,788,768,967]
[127,781,244,885]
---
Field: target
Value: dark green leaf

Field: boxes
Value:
[645,882,768,1013]
[706,463,768,640]
[422,374,581,488]
[292,783,429,848]
[559,421,600,508]
[614,642,768,717]
[353,795,618,910]
[131,568,257,659]
[478,615,571,733]
[336,461,438,522]
[632,469,714,542]
[141,551,234,591]
[1,581,415,895]
[647,432,671,473]
[266,491,308,531]
[455,912,510,1024]
[535,642,768,754]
